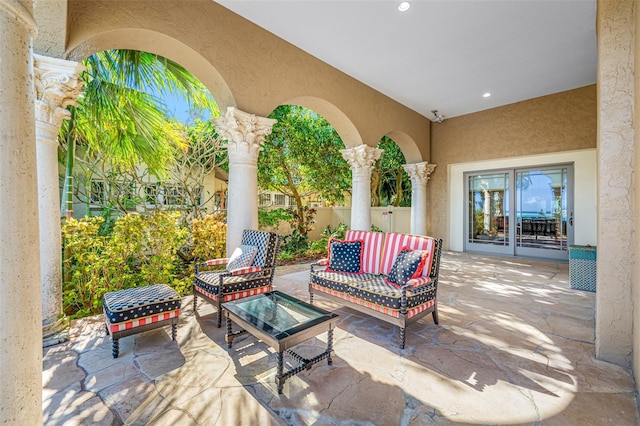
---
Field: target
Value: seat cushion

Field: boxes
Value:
[310,270,378,294]
[103,283,181,325]
[195,270,271,296]
[311,274,436,311]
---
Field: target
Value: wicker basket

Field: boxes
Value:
[569,245,596,292]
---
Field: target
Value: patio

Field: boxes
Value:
[43,251,638,425]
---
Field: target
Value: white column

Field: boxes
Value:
[483,190,491,234]
[341,145,383,231]
[402,162,436,235]
[0,0,42,424]
[34,54,84,347]
[214,107,276,254]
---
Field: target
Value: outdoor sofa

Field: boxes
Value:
[309,230,443,348]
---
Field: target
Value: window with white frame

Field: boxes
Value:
[273,194,287,206]
[259,193,272,207]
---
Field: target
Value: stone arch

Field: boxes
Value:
[277,96,363,148]
[65,28,236,112]
[383,129,424,164]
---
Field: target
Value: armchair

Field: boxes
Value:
[193,229,282,327]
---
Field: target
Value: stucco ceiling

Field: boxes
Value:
[215,0,597,121]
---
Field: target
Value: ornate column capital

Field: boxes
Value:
[213,107,277,160]
[403,161,437,186]
[33,54,85,129]
[340,144,384,177]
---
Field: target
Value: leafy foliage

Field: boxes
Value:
[61,211,194,319]
[258,207,292,230]
[59,49,220,218]
[280,206,317,256]
[308,223,349,254]
[190,212,227,262]
[259,105,350,235]
[372,136,411,207]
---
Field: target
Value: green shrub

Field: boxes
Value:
[308,223,348,254]
[62,211,192,319]
[258,207,291,229]
[191,212,227,262]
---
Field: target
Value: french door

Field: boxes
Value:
[465,165,573,260]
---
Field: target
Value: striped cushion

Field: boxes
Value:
[380,233,435,277]
[345,230,384,274]
[106,310,180,333]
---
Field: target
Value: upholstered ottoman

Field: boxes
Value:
[103,284,181,358]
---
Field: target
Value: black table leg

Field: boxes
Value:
[276,351,284,394]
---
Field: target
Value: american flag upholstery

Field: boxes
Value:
[344,230,384,274]
[194,229,282,327]
[309,231,442,349]
[380,233,435,277]
[103,283,181,358]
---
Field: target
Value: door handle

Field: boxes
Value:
[569,212,573,226]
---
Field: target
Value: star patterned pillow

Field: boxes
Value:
[227,245,258,271]
[385,247,429,287]
[326,239,364,274]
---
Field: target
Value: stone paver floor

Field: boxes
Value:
[43,251,639,425]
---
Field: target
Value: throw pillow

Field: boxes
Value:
[386,247,429,287]
[326,238,364,274]
[227,245,258,271]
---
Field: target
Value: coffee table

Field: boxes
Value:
[222,291,338,394]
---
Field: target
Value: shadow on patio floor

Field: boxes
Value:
[43,251,639,425]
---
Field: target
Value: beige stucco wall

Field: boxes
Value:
[595,0,635,368]
[54,0,430,163]
[634,0,640,393]
[429,85,597,244]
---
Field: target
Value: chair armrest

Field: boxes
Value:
[195,258,228,273]
[228,266,262,276]
[310,258,328,273]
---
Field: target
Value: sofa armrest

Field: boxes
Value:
[404,276,432,288]
[310,258,328,273]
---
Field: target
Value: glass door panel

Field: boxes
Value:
[515,167,571,259]
[466,172,512,255]
[465,165,573,260]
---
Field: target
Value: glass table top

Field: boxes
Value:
[223,291,336,340]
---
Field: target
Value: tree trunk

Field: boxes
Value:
[370,161,381,207]
[394,168,403,207]
[61,108,76,218]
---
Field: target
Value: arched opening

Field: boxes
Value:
[257,103,353,256]
[280,96,363,148]
[66,28,236,112]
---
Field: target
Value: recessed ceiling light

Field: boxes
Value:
[483,92,491,98]
[398,1,411,12]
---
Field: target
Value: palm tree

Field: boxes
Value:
[59,49,218,217]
